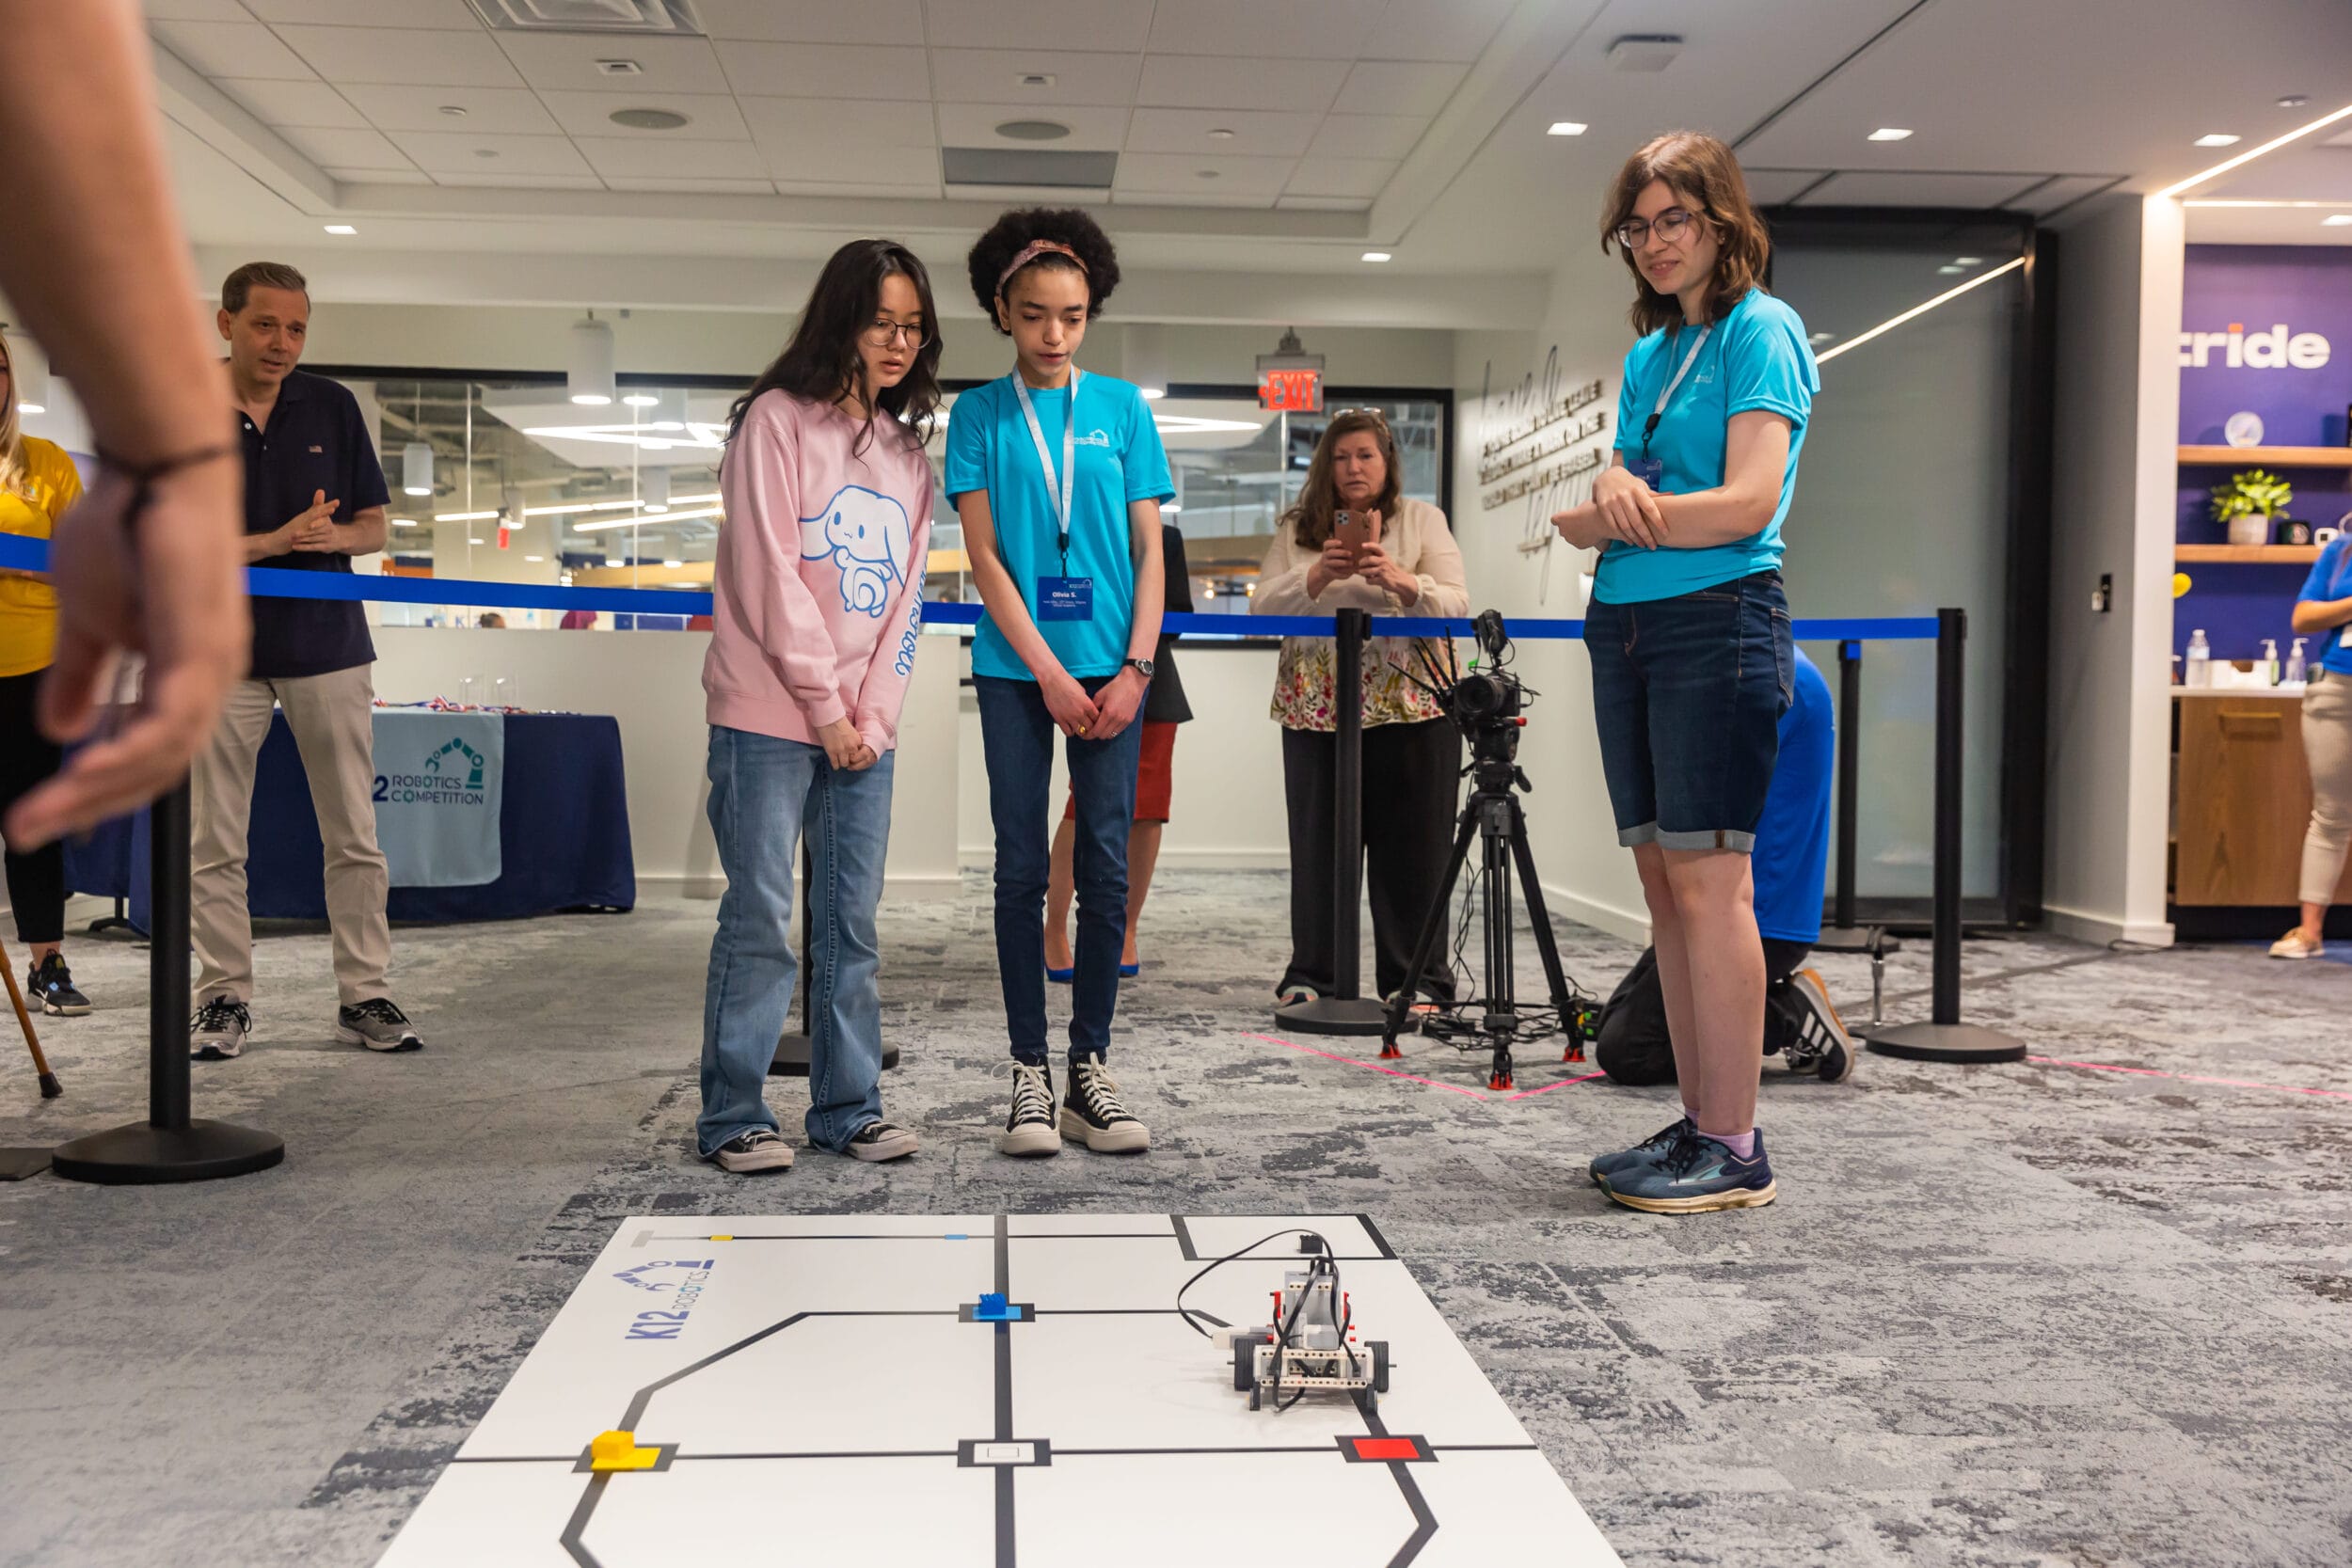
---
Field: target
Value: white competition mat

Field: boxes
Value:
[377,1213,1623,1567]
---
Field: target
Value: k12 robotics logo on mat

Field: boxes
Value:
[613,1258,716,1340]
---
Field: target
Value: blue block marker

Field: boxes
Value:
[975,1293,1020,1322]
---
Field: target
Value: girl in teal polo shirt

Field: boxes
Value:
[2275,538,2352,958]
[947,208,1173,1161]
[1552,132,1820,1215]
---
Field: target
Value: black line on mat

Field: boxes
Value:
[1056,1446,1337,1456]
[558,1473,608,1568]
[1169,1213,1198,1261]
[994,1212,1016,1568]
[1357,1213,1400,1260]
[1357,1392,1438,1566]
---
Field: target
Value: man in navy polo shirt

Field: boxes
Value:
[188,261,422,1060]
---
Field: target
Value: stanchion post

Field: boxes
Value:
[50,777,286,1184]
[1862,609,2025,1064]
[1811,639,1897,956]
[1276,606,1388,1036]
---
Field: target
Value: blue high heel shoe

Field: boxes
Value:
[1046,963,1074,984]
[1119,960,1141,978]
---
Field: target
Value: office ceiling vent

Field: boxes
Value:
[466,0,703,34]
[943,148,1117,190]
[1606,34,1683,72]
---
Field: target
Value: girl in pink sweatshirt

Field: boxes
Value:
[696,239,940,1174]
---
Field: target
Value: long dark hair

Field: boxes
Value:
[1600,131,1772,337]
[1281,409,1402,550]
[726,238,944,456]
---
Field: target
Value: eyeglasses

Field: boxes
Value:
[1613,207,1701,250]
[1330,407,1391,427]
[861,319,926,348]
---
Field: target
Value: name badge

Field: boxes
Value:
[1630,456,1664,492]
[1039,576,1094,622]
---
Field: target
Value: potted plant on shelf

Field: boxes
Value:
[2211,468,2294,547]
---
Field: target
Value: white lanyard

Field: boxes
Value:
[1641,325,1711,457]
[1011,368,1080,566]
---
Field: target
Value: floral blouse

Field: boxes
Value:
[1252,496,1470,731]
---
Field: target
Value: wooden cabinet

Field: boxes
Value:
[2172,693,2352,905]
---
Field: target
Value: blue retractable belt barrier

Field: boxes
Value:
[0,532,1938,642]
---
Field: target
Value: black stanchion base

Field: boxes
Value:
[1271,997,1391,1037]
[49,1119,285,1185]
[1863,1022,2026,1064]
[770,1033,900,1077]
[1811,926,1900,956]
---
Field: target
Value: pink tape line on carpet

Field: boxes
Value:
[2028,1054,2352,1101]
[1244,1033,1608,1102]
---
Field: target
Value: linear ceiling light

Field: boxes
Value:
[1813,256,2026,366]
[433,490,719,523]
[2156,101,2352,198]
[572,504,724,532]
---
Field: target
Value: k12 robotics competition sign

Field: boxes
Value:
[372,711,504,887]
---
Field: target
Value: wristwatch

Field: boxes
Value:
[1124,657,1155,680]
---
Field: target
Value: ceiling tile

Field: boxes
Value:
[775,177,939,198]
[1276,194,1372,211]
[1743,168,1830,205]
[739,97,937,150]
[242,0,477,25]
[2015,174,2122,215]
[538,90,750,140]
[760,142,941,187]
[1113,188,1276,210]
[1795,169,2051,208]
[275,124,416,170]
[718,40,930,101]
[340,84,559,135]
[1146,0,1383,60]
[1285,154,1397,198]
[1367,0,1518,62]
[273,25,520,87]
[1114,151,1295,198]
[1126,108,1322,159]
[431,171,606,189]
[1335,60,1465,119]
[1135,55,1348,114]
[325,166,434,185]
[220,78,369,128]
[695,0,922,43]
[1306,114,1427,161]
[152,20,318,81]
[571,137,769,180]
[497,32,729,94]
[385,130,595,176]
[937,103,1130,153]
[930,48,1140,106]
[144,0,254,18]
[923,0,1153,53]
[601,177,779,194]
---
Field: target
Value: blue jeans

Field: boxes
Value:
[1584,570,1793,852]
[696,726,896,1157]
[975,673,1143,1065]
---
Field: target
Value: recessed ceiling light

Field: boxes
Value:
[1208,127,1236,140]
[1019,72,1055,88]
[2193,133,2242,148]
[469,536,485,545]
[662,559,684,569]
[1197,168,1219,179]
[1361,251,1392,262]
[2325,214,2352,226]
[1548,121,1588,136]
[610,107,689,132]
[621,392,660,407]
[596,59,643,77]
[524,554,545,562]
[1952,256,1982,265]
[2278,94,2310,109]
[438,104,468,118]
[1808,331,1836,343]
[1867,127,1913,141]
[1937,264,1965,274]
[995,119,1071,141]
[324,224,357,235]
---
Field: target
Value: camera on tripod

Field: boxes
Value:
[1429,610,1527,764]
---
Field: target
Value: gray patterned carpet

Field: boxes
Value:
[1,873,2347,1566]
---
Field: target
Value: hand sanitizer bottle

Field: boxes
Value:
[2286,637,2308,687]
[2185,629,2211,687]
[2262,638,2280,686]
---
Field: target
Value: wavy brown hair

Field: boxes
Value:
[1281,409,1403,551]
[1600,131,1772,336]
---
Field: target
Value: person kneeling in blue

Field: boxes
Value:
[1593,644,1855,1090]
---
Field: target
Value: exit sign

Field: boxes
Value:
[1259,368,1324,413]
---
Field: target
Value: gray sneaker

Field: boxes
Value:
[190,996,251,1061]
[710,1129,794,1173]
[847,1120,919,1162]
[1588,1116,1692,1188]
[337,998,422,1053]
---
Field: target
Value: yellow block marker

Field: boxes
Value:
[589,1430,660,1472]
[711,1234,733,1242]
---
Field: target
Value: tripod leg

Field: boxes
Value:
[1489,1043,1513,1092]
[1383,807,1478,1057]
[1505,802,1582,1062]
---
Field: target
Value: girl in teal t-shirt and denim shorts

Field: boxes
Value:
[1551,132,1820,1216]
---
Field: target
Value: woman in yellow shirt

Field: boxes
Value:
[0,336,92,1014]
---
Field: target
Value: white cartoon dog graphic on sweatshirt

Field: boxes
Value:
[800,484,911,617]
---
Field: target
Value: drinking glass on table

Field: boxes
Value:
[456,675,479,709]
[494,676,521,712]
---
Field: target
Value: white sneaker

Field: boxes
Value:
[2269,928,2324,960]
[996,1062,1062,1157]
[190,996,250,1060]
[710,1129,794,1173]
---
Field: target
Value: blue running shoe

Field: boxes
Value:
[1587,1116,1692,1188]
[1604,1128,1776,1213]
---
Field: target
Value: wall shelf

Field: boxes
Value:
[2178,445,2352,467]
[2175,543,2323,563]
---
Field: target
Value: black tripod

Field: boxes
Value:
[1380,742,1581,1090]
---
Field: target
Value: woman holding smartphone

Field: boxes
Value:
[950,207,1172,1159]
[1255,409,1468,1008]
[695,238,940,1174]
[1551,132,1820,1214]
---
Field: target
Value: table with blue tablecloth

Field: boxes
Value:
[63,710,634,930]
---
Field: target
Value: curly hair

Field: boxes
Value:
[966,207,1121,332]
[1599,131,1772,336]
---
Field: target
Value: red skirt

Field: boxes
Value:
[1065,719,1177,824]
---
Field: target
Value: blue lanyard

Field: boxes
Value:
[1010,368,1080,570]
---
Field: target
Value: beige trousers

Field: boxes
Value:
[192,664,390,1006]
[2301,668,2352,907]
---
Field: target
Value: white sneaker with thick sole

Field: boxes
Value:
[2269,928,2324,960]
[1060,1058,1150,1153]
[997,1062,1061,1157]
[710,1129,794,1173]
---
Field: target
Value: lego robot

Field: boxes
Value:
[1223,1265,1390,1412]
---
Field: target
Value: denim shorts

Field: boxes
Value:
[1583,569,1793,853]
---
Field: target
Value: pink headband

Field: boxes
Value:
[996,239,1088,293]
